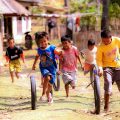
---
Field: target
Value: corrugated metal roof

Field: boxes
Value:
[0,0,31,16]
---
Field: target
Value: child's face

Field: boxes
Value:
[39,37,48,49]
[62,41,71,50]
[88,45,95,50]
[8,39,14,48]
[102,38,112,45]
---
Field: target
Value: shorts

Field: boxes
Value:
[40,68,56,84]
[9,59,21,72]
[103,67,120,94]
[62,71,77,87]
[84,63,92,75]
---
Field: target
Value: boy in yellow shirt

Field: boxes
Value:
[96,30,120,112]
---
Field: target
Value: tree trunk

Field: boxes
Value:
[0,17,4,61]
[101,0,110,30]
[64,0,68,7]
[64,0,72,38]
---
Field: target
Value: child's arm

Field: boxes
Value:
[20,53,25,63]
[54,48,62,56]
[4,56,10,66]
[75,48,83,69]
[57,54,63,75]
[32,54,39,70]
[77,55,83,70]
[5,50,10,66]
[5,56,10,63]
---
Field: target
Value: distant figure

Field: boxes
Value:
[25,31,32,49]
[47,18,56,38]
[5,37,25,83]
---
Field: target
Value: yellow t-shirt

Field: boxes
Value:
[96,36,120,67]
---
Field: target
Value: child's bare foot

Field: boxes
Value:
[90,110,96,114]
[104,106,109,113]
[12,79,14,83]
[40,95,46,102]
[48,93,53,104]
[48,97,53,104]
[90,109,100,114]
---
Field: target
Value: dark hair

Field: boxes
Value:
[40,31,47,36]
[7,37,14,43]
[88,39,95,46]
[48,19,56,28]
[42,31,49,39]
[101,29,111,38]
[35,32,48,40]
[61,35,71,42]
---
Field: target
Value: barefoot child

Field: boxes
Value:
[32,32,61,104]
[5,37,25,83]
[59,35,82,97]
[96,30,120,112]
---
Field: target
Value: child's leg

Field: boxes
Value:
[104,93,110,112]
[116,80,120,92]
[103,67,113,112]
[15,59,21,79]
[41,75,44,86]
[65,83,69,97]
[70,80,75,89]
[9,61,15,82]
[15,72,20,79]
[10,71,14,83]
[46,83,52,101]
[42,75,51,96]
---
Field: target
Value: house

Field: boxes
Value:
[0,0,40,61]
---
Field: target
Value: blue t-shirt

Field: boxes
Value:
[37,45,57,75]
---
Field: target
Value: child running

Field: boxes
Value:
[81,39,97,75]
[96,30,120,112]
[5,37,25,83]
[59,35,82,98]
[32,32,61,104]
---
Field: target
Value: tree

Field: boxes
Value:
[101,0,110,30]
[111,0,120,6]
[64,0,69,7]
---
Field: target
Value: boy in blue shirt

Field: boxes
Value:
[32,32,61,104]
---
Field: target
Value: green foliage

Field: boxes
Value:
[111,0,120,6]
[69,0,97,13]
[109,3,120,18]
[80,15,96,30]
[29,6,43,14]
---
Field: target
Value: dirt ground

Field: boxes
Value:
[0,44,120,120]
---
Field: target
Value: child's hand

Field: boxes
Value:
[98,67,103,77]
[23,62,28,68]
[81,66,84,71]
[78,64,84,71]
[57,70,61,75]
[4,62,9,67]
